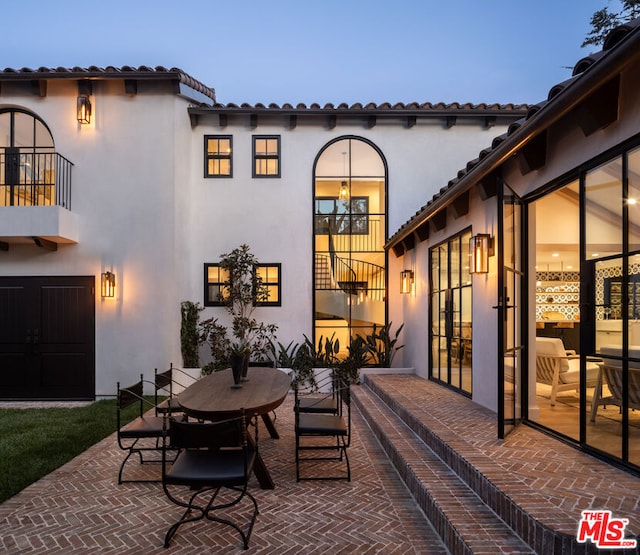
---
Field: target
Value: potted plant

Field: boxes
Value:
[336,334,368,385]
[229,339,250,387]
[200,317,232,374]
[364,322,405,368]
[219,244,278,363]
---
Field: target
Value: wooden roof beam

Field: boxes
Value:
[575,74,620,136]
[451,190,469,219]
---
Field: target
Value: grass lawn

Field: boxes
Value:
[0,399,145,504]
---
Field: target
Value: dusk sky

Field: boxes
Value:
[4,0,617,106]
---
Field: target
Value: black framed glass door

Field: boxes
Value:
[498,183,524,438]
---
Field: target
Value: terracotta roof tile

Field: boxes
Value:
[0,65,216,102]
[386,17,640,249]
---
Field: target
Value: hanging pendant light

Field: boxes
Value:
[338,151,349,201]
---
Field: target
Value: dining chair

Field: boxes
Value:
[294,369,339,415]
[295,377,351,481]
[154,363,191,418]
[116,374,165,484]
[161,412,259,549]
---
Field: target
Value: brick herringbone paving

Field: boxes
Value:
[0,393,447,554]
[362,374,640,547]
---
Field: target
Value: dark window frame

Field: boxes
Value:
[204,135,233,178]
[204,262,281,307]
[252,135,281,178]
[203,263,227,306]
[314,196,370,235]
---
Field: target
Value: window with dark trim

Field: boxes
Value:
[315,196,369,235]
[204,262,281,307]
[205,135,232,177]
[204,264,229,306]
[256,263,281,306]
[252,135,280,177]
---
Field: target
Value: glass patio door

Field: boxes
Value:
[498,183,524,438]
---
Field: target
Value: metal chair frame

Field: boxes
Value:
[161,412,259,550]
[116,374,166,484]
[295,377,351,481]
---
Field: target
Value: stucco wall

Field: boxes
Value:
[0,80,516,397]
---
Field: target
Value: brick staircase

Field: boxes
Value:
[352,373,640,555]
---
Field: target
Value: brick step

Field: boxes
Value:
[352,383,535,555]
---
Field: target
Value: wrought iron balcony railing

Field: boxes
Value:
[0,149,73,209]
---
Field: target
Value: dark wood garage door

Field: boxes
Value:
[0,276,95,400]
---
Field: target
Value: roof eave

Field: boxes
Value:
[385,24,640,251]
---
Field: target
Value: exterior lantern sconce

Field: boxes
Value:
[400,269,414,294]
[77,96,91,124]
[469,233,494,274]
[77,80,92,124]
[101,271,116,298]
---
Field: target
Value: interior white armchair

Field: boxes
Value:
[535,337,599,405]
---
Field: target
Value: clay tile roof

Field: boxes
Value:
[0,65,216,102]
[385,16,640,250]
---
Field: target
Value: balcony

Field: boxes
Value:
[0,150,78,250]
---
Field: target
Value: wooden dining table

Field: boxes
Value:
[177,366,291,489]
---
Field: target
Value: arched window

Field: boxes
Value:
[0,108,56,206]
[313,137,387,351]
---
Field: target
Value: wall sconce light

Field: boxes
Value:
[469,233,494,274]
[77,80,92,124]
[101,271,116,298]
[400,269,414,294]
[77,96,92,124]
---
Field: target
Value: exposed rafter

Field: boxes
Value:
[32,237,57,251]
[575,74,620,136]
[124,79,138,95]
[451,190,470,218]
[415,221,429,242]
[31,80,46,97]
[518,130,547,174]
[431,210,447,231]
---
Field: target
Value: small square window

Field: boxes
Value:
[253,135,280,178]
[205,135,232,177]
[204,263,281,307]
[256,263,281,306]
[204,264,229,306]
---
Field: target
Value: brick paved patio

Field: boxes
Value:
[1,374,639,554]
[0,391,446,554]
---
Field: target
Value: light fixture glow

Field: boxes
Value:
[101,271,116,298]
[400,269,414,294]
[338,151,349,201]
[77,95,91,124]
[469,233,494,274]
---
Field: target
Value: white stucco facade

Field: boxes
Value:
[0,67,525,398]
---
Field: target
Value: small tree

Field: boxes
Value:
[180,301,205,368]
[219,244,277,361]
[583,1,640,47]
